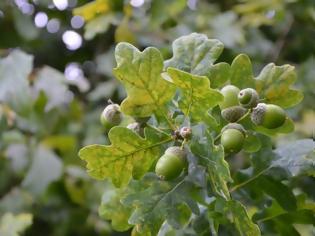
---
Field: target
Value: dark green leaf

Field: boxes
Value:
[190,126,232,200]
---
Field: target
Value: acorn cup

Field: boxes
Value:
[238,88,259,109]
[221,106,247,123]
[251,103,286,129]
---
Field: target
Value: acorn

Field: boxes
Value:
[221,106,247,122]
[222,123,246,135]
[251,103,286,129]
[220,124,246,154]
[238,88,259,108]
[100,104,123,130]
[155,147,187,180]
[219,85,240,110]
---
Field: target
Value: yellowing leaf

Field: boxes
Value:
[229,54,303,109]
[79,127,172,187]
[0,213,33,236]
[113,43,175,117]
[73,0,110,21]
[229,201,261,236]
[99,189,132,232]
[115,18,136,44]
[255,63,303,108]
[167,68,223,122]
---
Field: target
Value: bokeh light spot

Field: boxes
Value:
[130,0,144,8]
[34,12,48,28]
[71,16,84,29]
[62,31,82,50]
[53,0,68,11]
[47,19,60,33]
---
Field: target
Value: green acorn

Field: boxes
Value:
[219,85,240,110]
[221,106,247,123]
[222,123,246,135]
[220,124,246,154]
[100,104,123,130]
[251,103,286,129]
[238,88,259,108]
[155,147,187,180]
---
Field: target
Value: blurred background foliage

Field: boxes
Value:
[0,0,314,235]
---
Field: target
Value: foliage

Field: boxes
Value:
[79,33,315,235]
[0,49,108,235]
[0,213,33,236]
[1,0,315,235]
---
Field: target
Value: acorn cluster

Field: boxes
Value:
[99,85,287,181]
[219,85,287,154]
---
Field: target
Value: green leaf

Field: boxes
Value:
[99,187,132,232]
[254,194,315,226]
[0,213,33,236]
[151,0,186,27]
[210,11,245,49]
[122,175,200,235]
[41,135,77,154]
[272,139,315,177]
[0,49,33,115]
[34,66,70,111]
[164,33,224,75]
[256,176,297,212]
[72,0,111,21]
[228,200,261,236]
[255,63,303,108]
[250,139,315,185]
[243,133,262,153]
[0,188,33,215]
[6,144,29,173]
[113,43,175,117]
[230,54,255,89]
[167,68,223,123]
[229,57,303,109]
[252,200,286,223]
[206,62,231,89]
[22,146,63,196]
[79,127,172,187]
[84,15,112,40]
[13,9,39,41]
[253,117,295,136]
[190,126,232,200]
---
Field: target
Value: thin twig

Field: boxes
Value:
[269,16,294,62]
